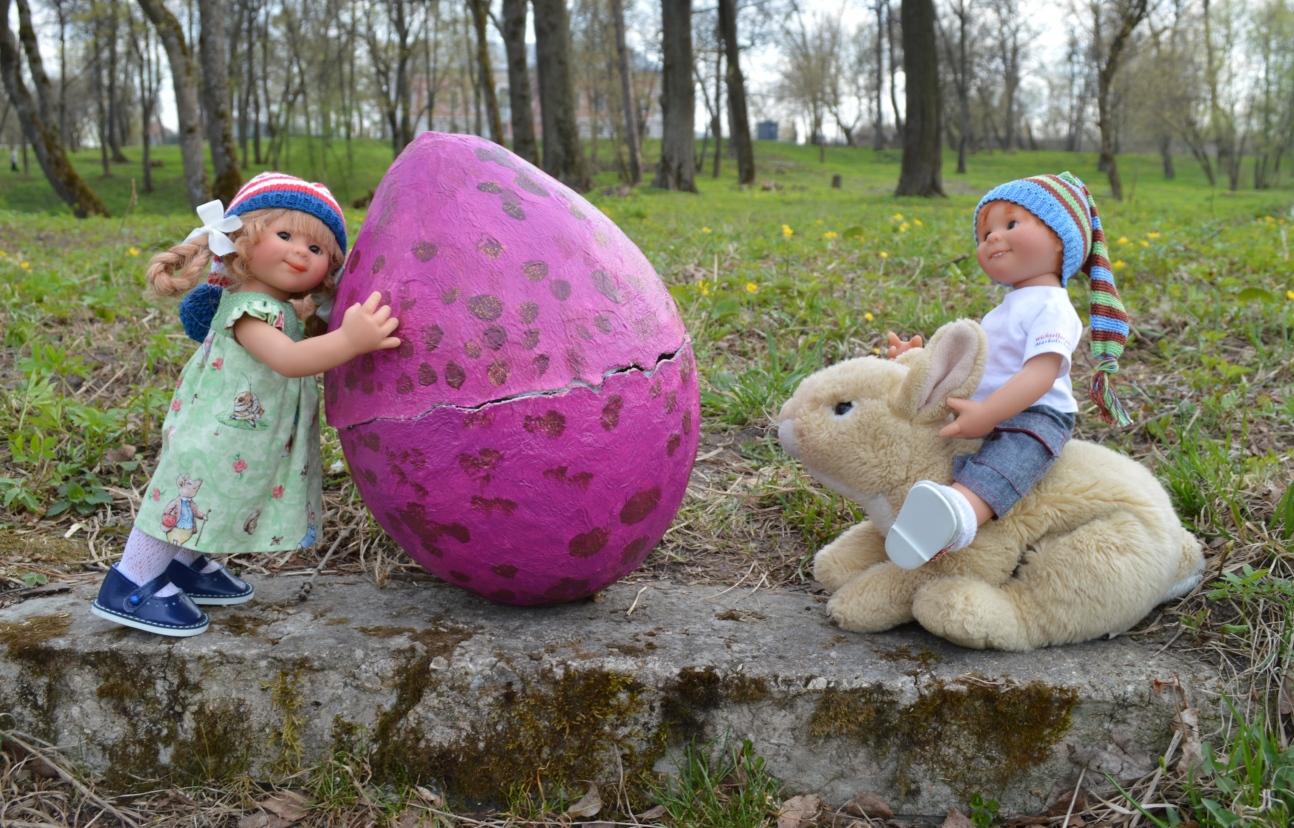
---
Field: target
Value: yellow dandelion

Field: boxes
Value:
[892,212,904,222]
[781,224,794,238]
[1146,231,1161,239]
[1112,260,1127,271]
[745,282,759,294]
[815,218,824,225]
[1117,236,1129,245]
[699,282,711,296]
[864,311,875,322]
[1139,239,1150,247]
[879,251,890,260]
[871,347,881,355]
[823,231,839,240]
[899,222,910,233]
[913,218,924,227]
[19,261,31,270]
[127,246,141,256]
[1286,289,1294,301]
[701,226,712,234]
[0,250,7,258]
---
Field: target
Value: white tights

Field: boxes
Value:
[116,528,220,597]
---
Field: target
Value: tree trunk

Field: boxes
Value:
[469,0,505,145]
[718,0,754,185]
[711,45,722,178]
[137,0,207,206]
[653,0,696,192]
[886,1,904,137]
[1159,133,1174,179]
[610,0,641,184]
[534,0,589,190]
[104,0,128,163]
[872,0,885,149]
[1095,0,1147,201]
[14,0,53,123]
[197,0,242,202]
[501,0,538,164]
[895,0,943,197]
[0,0,108,216]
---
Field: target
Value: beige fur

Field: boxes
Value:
[776,319,1204,651]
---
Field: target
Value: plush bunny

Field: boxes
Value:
[776,319,1203,651]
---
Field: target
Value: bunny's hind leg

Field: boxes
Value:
[912,511,1175,650]
[813,521,890,594]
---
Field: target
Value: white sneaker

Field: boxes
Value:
[885,481,964,569]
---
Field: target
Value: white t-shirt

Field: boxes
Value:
[971,286,1083,413]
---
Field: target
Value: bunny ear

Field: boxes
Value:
[891,319,987,423]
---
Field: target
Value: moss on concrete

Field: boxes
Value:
[0,613,73,741]
[263,665,307,775]
[809,677,1078,801]
[660,666,770,742]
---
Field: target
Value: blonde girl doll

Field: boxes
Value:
[91,173,401,637]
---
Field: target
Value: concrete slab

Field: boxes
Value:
[0,575,1220,816]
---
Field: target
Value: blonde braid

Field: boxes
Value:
[146,238,215,297]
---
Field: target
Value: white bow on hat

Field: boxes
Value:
[184,199,243,256]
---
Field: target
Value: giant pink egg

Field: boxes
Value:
[324,132,700,605]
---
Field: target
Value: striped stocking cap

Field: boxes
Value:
[973,171,1133,426]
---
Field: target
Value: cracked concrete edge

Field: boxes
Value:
[0,575,1221,815]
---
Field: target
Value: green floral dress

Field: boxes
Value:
[134,291,323,553]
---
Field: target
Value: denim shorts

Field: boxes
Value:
[952,405,1076,519]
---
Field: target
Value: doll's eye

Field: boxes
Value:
[277,231,291,241]
[1007,220,1018,230]
[833,401,853,416]
[309,244,323,255]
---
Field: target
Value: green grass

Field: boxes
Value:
[2,135,1293,823]
[650,738,782,828]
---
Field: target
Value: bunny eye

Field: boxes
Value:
[833,401,854,416]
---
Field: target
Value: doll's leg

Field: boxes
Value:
[813,521,889,594]
[117,529,185,596]
[171,547,222,573]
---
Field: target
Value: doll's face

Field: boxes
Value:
[975,201,1064,288]
[242,215,333,299]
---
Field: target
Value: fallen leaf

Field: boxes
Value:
[843,792,894,819]
[1175,707,1204,772]
[565,785,602,818]
[105,444,138,463]
[942,809,974,828]
[258,789,310,822]
[414,785,444,807]
[778,793,822,828]
[634,804,668,821]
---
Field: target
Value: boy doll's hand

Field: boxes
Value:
[939,398,998,439]
[885,331,924,359]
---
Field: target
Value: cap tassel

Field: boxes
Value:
[1089,357,1132,427]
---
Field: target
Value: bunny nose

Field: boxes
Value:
[777,419,799,457]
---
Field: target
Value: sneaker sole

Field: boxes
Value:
[186,590,255,606]
[90,603,209,637]
[885,482,959,570]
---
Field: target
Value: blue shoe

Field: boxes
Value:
[90,566,209,637]
[165,556,254,606]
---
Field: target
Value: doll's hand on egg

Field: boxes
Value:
[939,398,996,439]
[340,291,402,354]
[885,331,924,359]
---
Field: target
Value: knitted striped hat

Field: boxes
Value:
[973,171,1132,426]
[226,172,347,254]
[178,172,346,341]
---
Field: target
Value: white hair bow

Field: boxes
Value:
[184,199,243,256]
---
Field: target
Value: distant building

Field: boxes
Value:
[756,120,778,141]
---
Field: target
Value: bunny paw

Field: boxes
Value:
[826,565,917,632]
